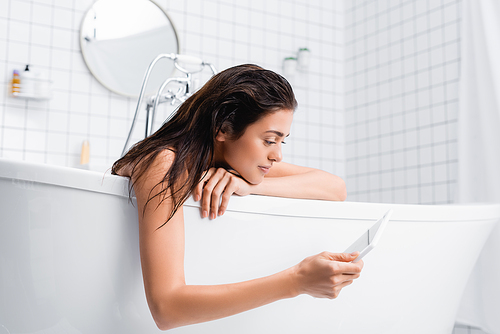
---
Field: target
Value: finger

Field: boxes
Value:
[201,185,213,218]
[336,252,360,262]
[210,173,231,219]
[323,252,361,264]
[201,173,219,218]
[193,178,204,202]
[218,176,239,216]
[331,261,363,275]
[341,272,361,280]
[349,251,360,260]
[202,169,227,219]
[334,280,354,295]
[326,280,354,299]
[195,169,213,202]
[354,259,364,270]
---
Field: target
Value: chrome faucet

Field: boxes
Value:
[121,54,217,157]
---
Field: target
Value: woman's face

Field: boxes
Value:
[216,109,294,184]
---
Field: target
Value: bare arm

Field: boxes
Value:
[193,161,346,219]
[134,151,362,330]
[252,161,346,201]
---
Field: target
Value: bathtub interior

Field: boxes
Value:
[1,158,499,334]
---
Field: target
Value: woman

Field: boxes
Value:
[112,64,363,330]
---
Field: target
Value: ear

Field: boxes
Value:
[215,129,227,142]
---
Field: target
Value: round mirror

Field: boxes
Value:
[80,0,179,97]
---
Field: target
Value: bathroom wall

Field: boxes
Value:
[0,0,345,176]
[0,1,485,332]
[344,3,485,333]
[344,0,461,205]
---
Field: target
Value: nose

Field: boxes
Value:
[269,144,283,163]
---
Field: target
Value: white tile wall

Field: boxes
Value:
[344,0,461,205]
[0,0,345,175]
[0,1,486,332]
[344,1,485,333]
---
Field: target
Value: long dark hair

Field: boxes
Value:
[112,64,297,227]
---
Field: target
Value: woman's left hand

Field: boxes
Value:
[193,168,252,219]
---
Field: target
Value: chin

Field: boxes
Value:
[236,169,264,185]
[245,175,264,185]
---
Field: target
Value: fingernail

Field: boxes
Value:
[210,213,216,220]
[218,209,224,216]
[350,252,359,256]
[202,210,208,218]
[195,195,200,201]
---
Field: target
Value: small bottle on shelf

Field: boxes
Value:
[11,70,20,95]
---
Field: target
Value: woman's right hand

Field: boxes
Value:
[291,251,363,299]
[192,167,252,220]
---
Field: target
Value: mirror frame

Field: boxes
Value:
[79,0,180,97]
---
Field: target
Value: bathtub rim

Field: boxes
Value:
[1,157,500,223]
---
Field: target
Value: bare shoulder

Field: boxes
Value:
[131,149,177,191]
[114,149,176,178]
[144,149,176,175]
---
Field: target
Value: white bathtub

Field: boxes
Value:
[1,158,499,334]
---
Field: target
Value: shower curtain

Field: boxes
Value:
[456,0,500,333]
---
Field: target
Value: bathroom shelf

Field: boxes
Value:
[10,92,52,100]
[8,78,53,100]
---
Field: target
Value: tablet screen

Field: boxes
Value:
[344,209,393,261]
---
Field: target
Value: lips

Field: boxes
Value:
[258,165,271,174]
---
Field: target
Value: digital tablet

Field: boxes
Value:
[344,209,393,263]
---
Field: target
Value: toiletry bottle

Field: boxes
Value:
[11,70,20,95]
[21,64,35,96]
[283,57,298,76]
[80,140,90,169]
[297,48,311,69]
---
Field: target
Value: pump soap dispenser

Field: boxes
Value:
[20,65,36,96]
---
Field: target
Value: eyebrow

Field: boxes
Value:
[265,130,290,137]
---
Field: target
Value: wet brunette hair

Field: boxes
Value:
[112,64,297,227]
